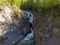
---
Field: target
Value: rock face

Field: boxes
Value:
[33,9,60,45]
[0,6,31,45]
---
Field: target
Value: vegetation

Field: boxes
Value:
[20,0,60,11]
[0,0,60,30]
[0,0,23,15]
[0,0,60,45]
[0,0,60,10]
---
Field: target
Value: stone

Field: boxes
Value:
[0,6,31,45]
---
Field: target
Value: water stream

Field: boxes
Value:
[17,11,34,45]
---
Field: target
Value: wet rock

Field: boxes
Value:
[15,11,34,45]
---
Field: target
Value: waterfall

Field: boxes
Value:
[24,11,34,24]
[23,10,34,40]
[18,11,34,45]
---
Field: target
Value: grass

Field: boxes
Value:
[7,0,21,7]
[0,0,8,6]
[0,0,60,11]
[0,0,60,9]
[38,0,59,8]
[0,0,26,19]
[0,0,22,8]
[20,0,60,11]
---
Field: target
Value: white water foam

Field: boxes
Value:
[23,11,34,40]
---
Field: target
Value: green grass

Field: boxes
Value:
[0,0,60,10]
[0,0,8,6]
[20,0,60,10]
[0,0,26,19]
[39,0,59,8]
[0,0,22,8]
[7,0,21,7]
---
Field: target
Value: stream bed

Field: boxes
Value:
[17,11,34,45]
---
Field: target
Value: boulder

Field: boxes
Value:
[0,6,31,45]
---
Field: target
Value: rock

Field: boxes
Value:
[0,6,31,45]
[33,9,60,45]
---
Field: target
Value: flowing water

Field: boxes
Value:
[17,11,34,45]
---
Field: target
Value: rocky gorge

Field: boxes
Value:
[0,3,60,45]
[0,6,34,45]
